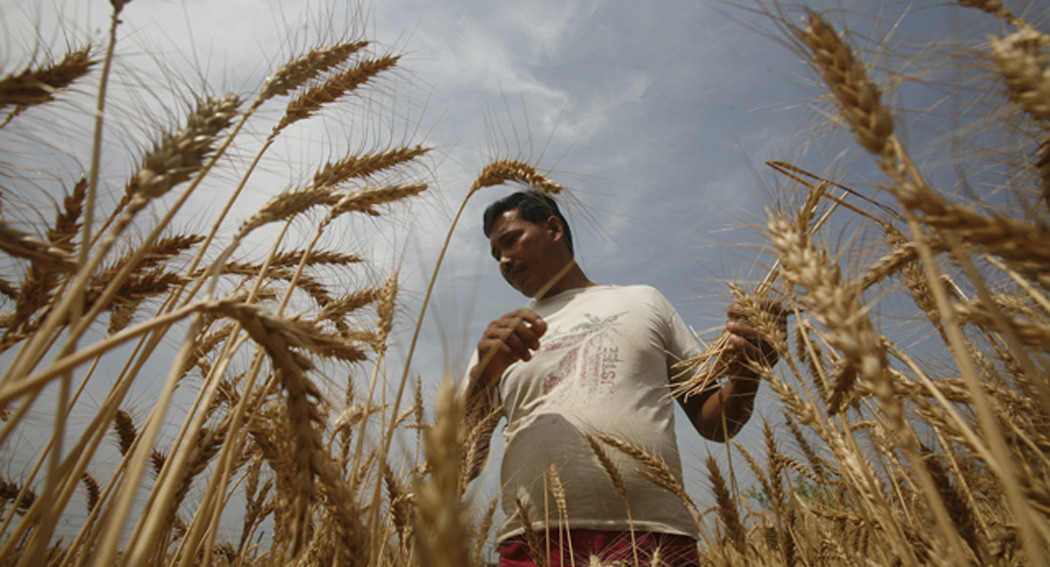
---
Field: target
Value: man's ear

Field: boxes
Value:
[544,215,564,243]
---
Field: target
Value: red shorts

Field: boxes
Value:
[497,529,700,567]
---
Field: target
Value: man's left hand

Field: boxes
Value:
[725,300,785,367]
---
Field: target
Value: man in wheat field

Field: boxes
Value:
[462,190,780,567]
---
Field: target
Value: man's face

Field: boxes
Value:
[488,208,566,298]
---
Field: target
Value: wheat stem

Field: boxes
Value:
[902,213,1048,565]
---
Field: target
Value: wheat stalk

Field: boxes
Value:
[369,159,569,551]
[1038,138,1050,211]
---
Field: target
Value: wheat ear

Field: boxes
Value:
[0,46,96,124]
[958,0,1018,22]
[990,28,1050,123]
[313,145,431,187]
[47,177,88,254]
[236,187,341,239]
[414,380,471,567]
[769,215,888,413]
[798,10,894,156]
[585,434,629,504]
[210,304,337,558]
[316,286,381,334]
[461,405,503,488]
[471,159,565,193]
[259,41,369,103]
[0,280,17,302]
[514,497,548,567]
[705,454,746,551]
[277,54,400,132]
[130,94,241,200]
[595,433,697,511]
[6,177,87,339]
[545,463,569,527]
[325,182,428,222]
[268,249,363,268]
[0,477,36,523]
[584,434,640,564]
[80,473,100,515]
[472,496,500,567]
[0,222,76,272]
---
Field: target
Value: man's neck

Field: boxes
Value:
[536,262,594,299]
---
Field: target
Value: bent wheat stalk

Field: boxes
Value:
[369,159,566,541]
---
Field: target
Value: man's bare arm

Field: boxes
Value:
[676,301,784,442]
[677,370,761,442]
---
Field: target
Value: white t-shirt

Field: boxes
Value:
[471,284,703,542]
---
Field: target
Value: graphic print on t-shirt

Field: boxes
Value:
[538,311,626,397]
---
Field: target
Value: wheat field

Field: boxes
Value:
[1,0,1048,566]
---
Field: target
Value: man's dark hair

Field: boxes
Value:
[483,191,574,255]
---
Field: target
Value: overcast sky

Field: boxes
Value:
[4,0,1046,531]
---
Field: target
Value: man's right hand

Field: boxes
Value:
[470,308,548,389]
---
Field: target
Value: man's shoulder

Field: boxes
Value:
[607,284,666,301]
[617,283,659,293]
[595,284,676,313]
